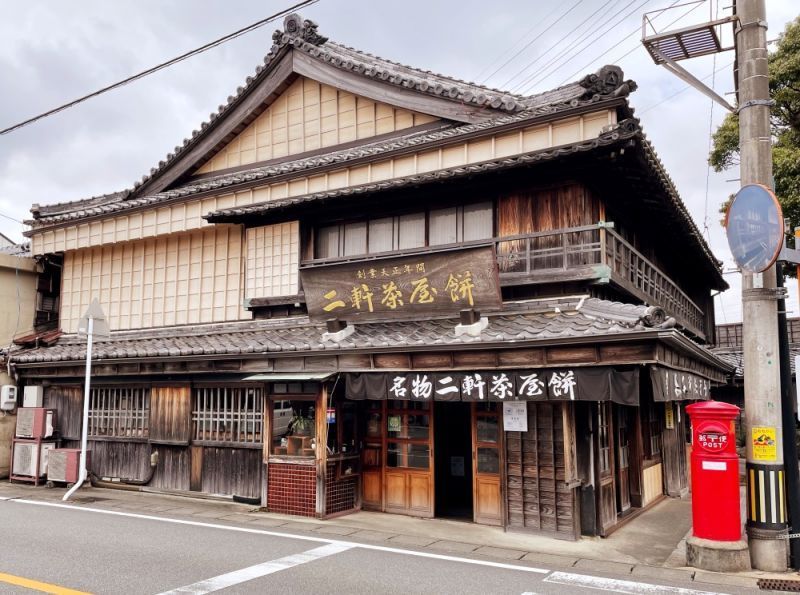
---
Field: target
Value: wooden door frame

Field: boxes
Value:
[470,401,505,526]
[594,401,617,536]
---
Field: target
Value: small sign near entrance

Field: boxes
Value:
[503,402,528,432]
[664,403,675,429]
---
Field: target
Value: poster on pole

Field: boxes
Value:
[503,402,528,432]
[752,427,778,461]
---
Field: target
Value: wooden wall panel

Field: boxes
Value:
[642,463,663,506]
[150,445,191,491]
[31,110,615,255]
[44,386,83,440]
[200,447,262,499]
[60,226,246,332]
[505,402,577,539]
[87,440,151,480]
[245,221,299,298]
[196,76,438,174]
[149,386,192,444]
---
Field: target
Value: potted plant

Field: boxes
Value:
[289,410,312,436]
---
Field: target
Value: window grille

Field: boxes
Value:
[648,403,663,457]
[88,387,150,438]
[193,386,263,445]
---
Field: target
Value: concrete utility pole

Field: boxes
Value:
[738,0,788,572]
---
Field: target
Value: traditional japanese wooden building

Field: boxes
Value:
[6,14,734,539]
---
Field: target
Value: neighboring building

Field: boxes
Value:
[0,242,39,477]
[712,318,800,409]
[0,233,16,250]
[7,15,733,539]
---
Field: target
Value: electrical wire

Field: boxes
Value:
[495,0,614,90]
[482,2,588,87]
[0,211,23,224]
[556,0,704,85]
[472,4,564,82]
[702,0,720,240]
[0,0,319,136]
[515,0,652,94]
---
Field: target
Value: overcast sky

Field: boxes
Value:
[1,0,798,324]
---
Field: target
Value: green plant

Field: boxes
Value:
[289,410,312,435]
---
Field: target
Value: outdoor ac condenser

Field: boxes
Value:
[15,408,55,439]
[22,386,43,408]
[47,449,88,484]
[0,385,16,411]
[12,442,56,477]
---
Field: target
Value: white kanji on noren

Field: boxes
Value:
[517,373,544,398]
[489,373,513,400]
[548,370,577,400]
[411,374,433,399]
[461,373,486,400]
[435,375,459,396]
[389,375,407,398]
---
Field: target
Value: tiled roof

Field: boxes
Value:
[713,319,800,378]
[27,78,628,229]
[0,242,31,257]
[28,12,635,226]
[8,297,676,365]
[206,118,640,222]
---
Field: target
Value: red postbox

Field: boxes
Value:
[686,401,741,541]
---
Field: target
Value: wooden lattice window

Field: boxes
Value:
[193,386,263,445]
[647,402,663,458]
[598,403,611,474]
[88,387,150,438]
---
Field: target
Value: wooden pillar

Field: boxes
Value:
[315,384,328,518]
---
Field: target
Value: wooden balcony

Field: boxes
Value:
[495,223,706,338]
[299,222,707,339]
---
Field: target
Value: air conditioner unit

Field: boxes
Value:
[48,449,89,484]
[0,385,16,411]
[15,408,55,439]
[23,386,44,408]
[12,441,56,477]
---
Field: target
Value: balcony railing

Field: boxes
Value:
[494,223,706,338]
[300,222,707,338]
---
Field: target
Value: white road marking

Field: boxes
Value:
[157,542,354,594]
[3,498,549,575]
[543,571,728,595]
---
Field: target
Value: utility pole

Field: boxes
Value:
[738,0,788,572]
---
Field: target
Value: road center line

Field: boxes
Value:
[543,571,728,595]
[0,571,91,595]
[157,542,354,594]
[4,498,549,575]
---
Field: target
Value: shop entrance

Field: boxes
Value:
[434,402,473,519]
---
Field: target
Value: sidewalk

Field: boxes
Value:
[0,480,781,590]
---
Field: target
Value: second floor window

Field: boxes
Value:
[314,202,493,260]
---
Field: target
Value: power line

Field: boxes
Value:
[495,0,613,90]
[0,211,23,224]
[472,4,564,82]
[506,0,634,93]
[0,0,319,136]
[702,0,721,240]
[517,0,652,94]
[482,2,587,87]
[556,0,703,85]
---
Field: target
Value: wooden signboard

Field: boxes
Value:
[300,246,501,322]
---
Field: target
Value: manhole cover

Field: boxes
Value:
[758,578,800,592]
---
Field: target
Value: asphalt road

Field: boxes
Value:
[0,497,753,595]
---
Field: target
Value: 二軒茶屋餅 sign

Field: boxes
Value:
[300,245,501,321]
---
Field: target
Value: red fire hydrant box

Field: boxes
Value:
[686,401,741,541]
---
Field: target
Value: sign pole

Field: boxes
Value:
[63,298,109,502]
[63,316,93,502]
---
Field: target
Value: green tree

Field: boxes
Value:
[712,16,800,227]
